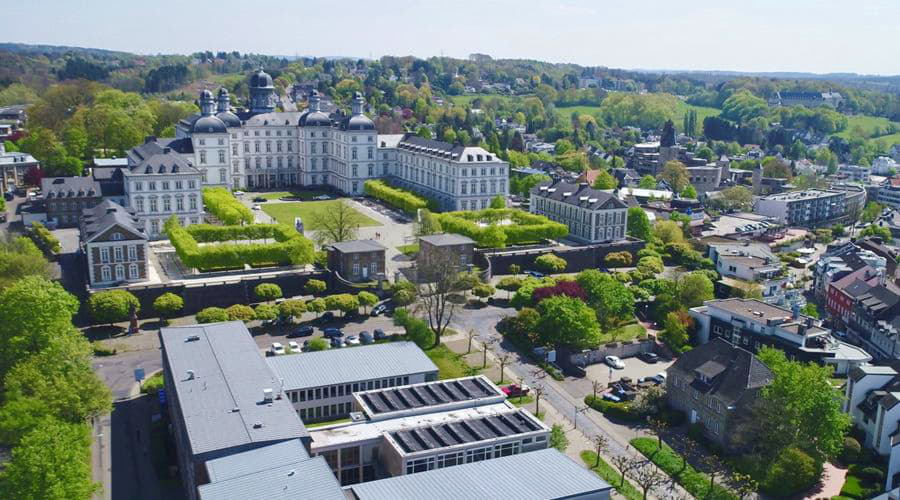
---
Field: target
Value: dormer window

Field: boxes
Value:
[111,232,124,241]
[467,155,473,162]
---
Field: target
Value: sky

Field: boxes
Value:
[5,0,899,75]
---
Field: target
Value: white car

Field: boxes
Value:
[345,335,360,346]
[271,342,285,355]
[288,341,300,352]
[605,355,625,370]
[252,204,261,210]
[313,195,332,201]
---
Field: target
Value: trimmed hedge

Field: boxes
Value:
[30,222,61,253]
[364,179,428,215]
[585,395,640,421]
[202,187,253,225]
[631,437,737,500]
[165,217,315,270]
[435,208,568,248]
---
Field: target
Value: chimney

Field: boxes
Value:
[263,388,273,403]
[791,302,800,320]
[186,370,195,380]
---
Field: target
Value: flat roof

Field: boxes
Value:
[707,298,793,322]
[266,342,437,391]
[355,375,504,419]
[761,189,843,201]
[387,408,543,454]
[160,322,308,456]
[346,448,612,500]
[204,439,309,483]
[198,456,344,500]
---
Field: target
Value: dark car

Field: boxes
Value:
[360,331,374,344]
[373,328,386,341]
[320,311,335,322]
[323,327,344,338]
[637,352,660,363]
[288,325,314,338]
[253,196,266,202]
[330,337,344,348]
[3,191,13,201]
[525,270,544,278]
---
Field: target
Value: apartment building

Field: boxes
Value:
[844,364,900,491]
[849,284,900,360]
[530,180,628,243]
[265,342,438,424]
[41,176,102,227]
[754,189,847,227]
[839,164,871,183]
[878,176,900,210]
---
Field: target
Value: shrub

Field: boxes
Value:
[840,437,861,464]
[88,290,140,325]
[858,466,885,483]
[532,281,587,303]
[762,447,820,497]
[307,338,328,351]
[254,283,283,302]
[604,251,633,267]
[92,341,117,356]
[393,289,416,306]
[434,208,568,248]
[630,437,737,500]
[304,279,327,294]
[535,253,567,273]
[141,372,164,395]
[550,424,569,452]
[364,179,428,215]
[585,395,639,421]
[637,255,664,275]
[153,292,184,319]
[30,222,61,253]
[196,307,229,323]
[226,304,256,323]
[278,299,306,320]
[254,304,278,321]
[202,187,253,225]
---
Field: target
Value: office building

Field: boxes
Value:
[530,180,628,243]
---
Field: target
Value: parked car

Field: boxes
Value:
[313,194,332,200]
[360,331,374,344]
[288,341,300,352]
[525,270,544,278]
[330,337,344,348]
[501,384,530,398]
[252,204,261,210]
[252,196,266,202]
[320,311,335,322]
[288,325,314,338]
[373,328,386,341]
[345,335,360,346]
[637,352,660,363]
[604,355,625,369]
[323,327,344,338]
[601,392,622,402]
[3,191,13,201]
[371,302,393,316]
[270,342,285,355]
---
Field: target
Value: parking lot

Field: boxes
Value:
[563,354,675,401]
[249,311,401,356]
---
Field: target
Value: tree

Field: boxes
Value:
[592,170,617,190]
[762,447,819,497]
[254,283,282,303]
[536,295,601,347]
[630,462,667,500]
[677,272,714,309]
[87,290,139,326]
[497,352,513,384]
[196,307,229,323]
[801,302,819,319]
[627,206,653,242]
[533,383,546,416]
[680,184,697,199]
[762,157,792,179]
[357,291,378,313]
[497,277,523,299]
[0,83,39,106]
[860,224,893,243]
[657,161,690,193]
[153,293,183,320]
[324,294,360,317]
[0,421,98,500]
[711,186,753,212]
[592,434,610,468]
[305,279,327,295]
[654,220,684,244]
[398,312,435,349]
[549,424,569,452]
[861,201,884,223]
[254,304,278,321]
[610,453,636,490]
[415,209,443,236]
[534,253,567,273]
[0,237,51,290]
[661,311,690,349]
[225,304,256,323]
[490,195,506,209]
[472,283,496,303]
[308,200,363,245]
[732,472,758,500]
[576,269,635,331]
[638,175,657,189]
[466,329,477,354]
[508,264,521,276]
[307,298,326,318]
[306,338,328,351]
[278,299,306,321]
[416,252,461,347]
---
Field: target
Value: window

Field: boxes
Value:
[150,220,159,234]
[175,181,183,190]
[115,264,125,281]
[199,139,205,146]
[219,169,226,183]
[100,266,111,281]
[244,142,249,153]
[176,197,184,211]
[163,197,171,212]
[129,263,139,279]
[352,148,358,160]
[148,181,157,191]
[149,198,158,213]
[232,144,237,155]
[189,196,197,210]
[128,246,137,260]
[200,151,207,164]
[218,150,225,163]
[188,180,196,189]
[266,141,272,153]
[100,247,110,263]
[134,182,143,191]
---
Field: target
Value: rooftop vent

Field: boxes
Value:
[185,335,200,342]
[562,192,572,197]
[263,388,274,403]
[579,196,589,201]
[253,421,263,429]
[186,370,195,380]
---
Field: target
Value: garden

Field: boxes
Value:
[261,200,380,229]
[435,208,568,248]
[164,217,316,271]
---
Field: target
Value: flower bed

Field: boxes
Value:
[436,208,568,248]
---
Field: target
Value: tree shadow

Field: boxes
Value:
[83,325,126,341]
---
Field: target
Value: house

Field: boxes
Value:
[41,176,103,227]
[80,200,148,287]
[873,157,898,176]
[530,180,629,244]
[849,284,900,359]
[826,269,883,330]
[417,233,476,274]
[665,338,773,450]
[844,363,900,490]
[0,142,38,193]
[326,239,387,282]
[839,165,872,183]
[690,298,872,375]
[878,176,900,210]
[265,342,438,424]
[707,241,800,307]
[814,242,887,299]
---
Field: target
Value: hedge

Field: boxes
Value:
[630,437,737,500]
[202,187,254,225]
[165,217,315,270]
[30,222,61,253]
[435,208,568,248]
[364,179,428,215]
[585,395,640,421]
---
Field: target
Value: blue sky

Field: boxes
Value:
[5,0,898,75]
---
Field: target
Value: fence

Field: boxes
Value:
[564,337,659,368]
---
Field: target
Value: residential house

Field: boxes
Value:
[417,233,476,274]
[0,141,38,193]
[41,176,102,227]
[326,239,387,282]
[849,284,900,359]
[80,200,148,287]
[844,363,900,490]
[826,269,882,331]
[530,180,629,243]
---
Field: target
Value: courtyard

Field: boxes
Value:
[260,200,381,229]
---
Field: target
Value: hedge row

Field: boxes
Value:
[165,216,315,270]
[630,437,737,500]
[584,395,639,421]
[436,208,568,248]
[364,179,428,215]
[185,223,297,243]
[30,222,61,253]
[202,187,254,225]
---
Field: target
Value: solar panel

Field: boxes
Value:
[482,416,507,437]
[497,413,525,433]
[445,423,470,443]
[397,388,420,407]
[453,380,473,399]
[511,411,539,431]
[469,377,493,396]
[469,419,498,439]
[411,429,436,450]
[460,420,485,441]
[427,426,450,448]
[377,392,398,412]
[411,386,436,405]
[392,432,416,453]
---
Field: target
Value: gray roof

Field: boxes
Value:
[357,376,502,417]
[298,109,332,127]
[193,115,227,134]
[339,113,375,131]
[328,239,386,254]
[159,322,308,457]
[128,137,197,174]
[668,338,772,406]
[532,179,628,211]
[245,111,303,127]
[389,409,543,453]
[41,176,100,199]
[418,233,475,247]
[204,439,309,483]
[81,200,146,242]
[266,342,437,391]
[93,158,129,168]
[346,448,612,500]
[198,456,344,500]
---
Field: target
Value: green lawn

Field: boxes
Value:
[598,322,646,344]
[676,101,721,126]
[580,451,643,500]
[254,190,334,201]
[835,114,900,141]
[448,94,525,107]
[305,417,351,428]
[426,344,479,379]
[396,243,420,255]
[261,200,380,229]
[631,437,737,500]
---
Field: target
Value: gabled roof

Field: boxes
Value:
[668,338,773,405]
[198,455,343,500]
[81,200,146,242]
[532,179,628,211]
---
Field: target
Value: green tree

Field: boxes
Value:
[0,420,98,500]
[677,272,714,308]
[657,161,690,193]
[473,283,496,302]
[576,269,635,331]
[661,311,689,349]
[861,201,884,223]
[0,237,52,291]
[762,447,820,497]
[324,294,360,317]
[554,139,575,155]
[415,209,443,236]
[278,299,306,321]
[680,184,697,199]
[196,307,229,323]
[497,277,523,299]
[860,224,892,242]
[627,206,653,242]
[710,185,753,212]
[549,423,569,452]
[762,156,792,179]
[308,200,363,246]
[0,83,40,106]
[87,290,139,326]
[306,338,328,351]
[253,304,278,321]
[592,170,617,189]
[153,293,184,320]
[638,175,657,189]
[226,304,256,323]
[254,283,283,302]
[357,291,378,314]
[480,224,508,248]
[401,314,435,349]
[305,279,327,295]
[490,195,506,209]
[654,220,684,244]
[307,298,326,318]
[534,253,567,273]
[536,295,601,348]
[801,303,819,319]
[508,264,521,276]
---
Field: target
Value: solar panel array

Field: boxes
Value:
[389,410,541,453]
[360,377,498,415]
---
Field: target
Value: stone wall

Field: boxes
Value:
[564,338,659,368]
[479,238,645,279]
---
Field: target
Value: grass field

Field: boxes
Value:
[598,322,646,344]
[261,200,381,229]
[426,344,479,379]
[836,114,900,144]
[396,243,420,255]
[253,189,334,201]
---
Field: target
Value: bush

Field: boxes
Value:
[304,279,327,294]
[858,466,885,483]
[840,437,861,464]
[226,304,256,323]
[585,395,639,421]
[141,372,164,395]
[762,447,820,497]
[153,292,184,319]
[88,290,140,325]
[604,251,633,267]
[535,253,567,273]
[254,304,278,321]
[202,187,253,225]
[324,293,360,316]
[254,283,283,302]
[637,255,664,275]
[92,341,117,356]
[364,179,428,215]
[30,222,61,253]
[196,307,229,323]
[435,208,568,248]
[307,338,328,351]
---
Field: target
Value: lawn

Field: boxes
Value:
[835,114,900,142]
[598,322,646,344]
[448,94,524,107]
[426,344,479,379]
[675,101,721,126]
[253,189,334,201]
[631,437,737,500]
[396,243,419,255]
[305,417,351,428]
[261,200,380,229]
[580,451,643,500]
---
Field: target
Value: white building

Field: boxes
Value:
[839,164,871,183]
[530,180,628,243]
[873,157,898,176]
[754,189,847,227]
[845,364,900,491]
[879,176,900,210]
[80,200,149,287]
